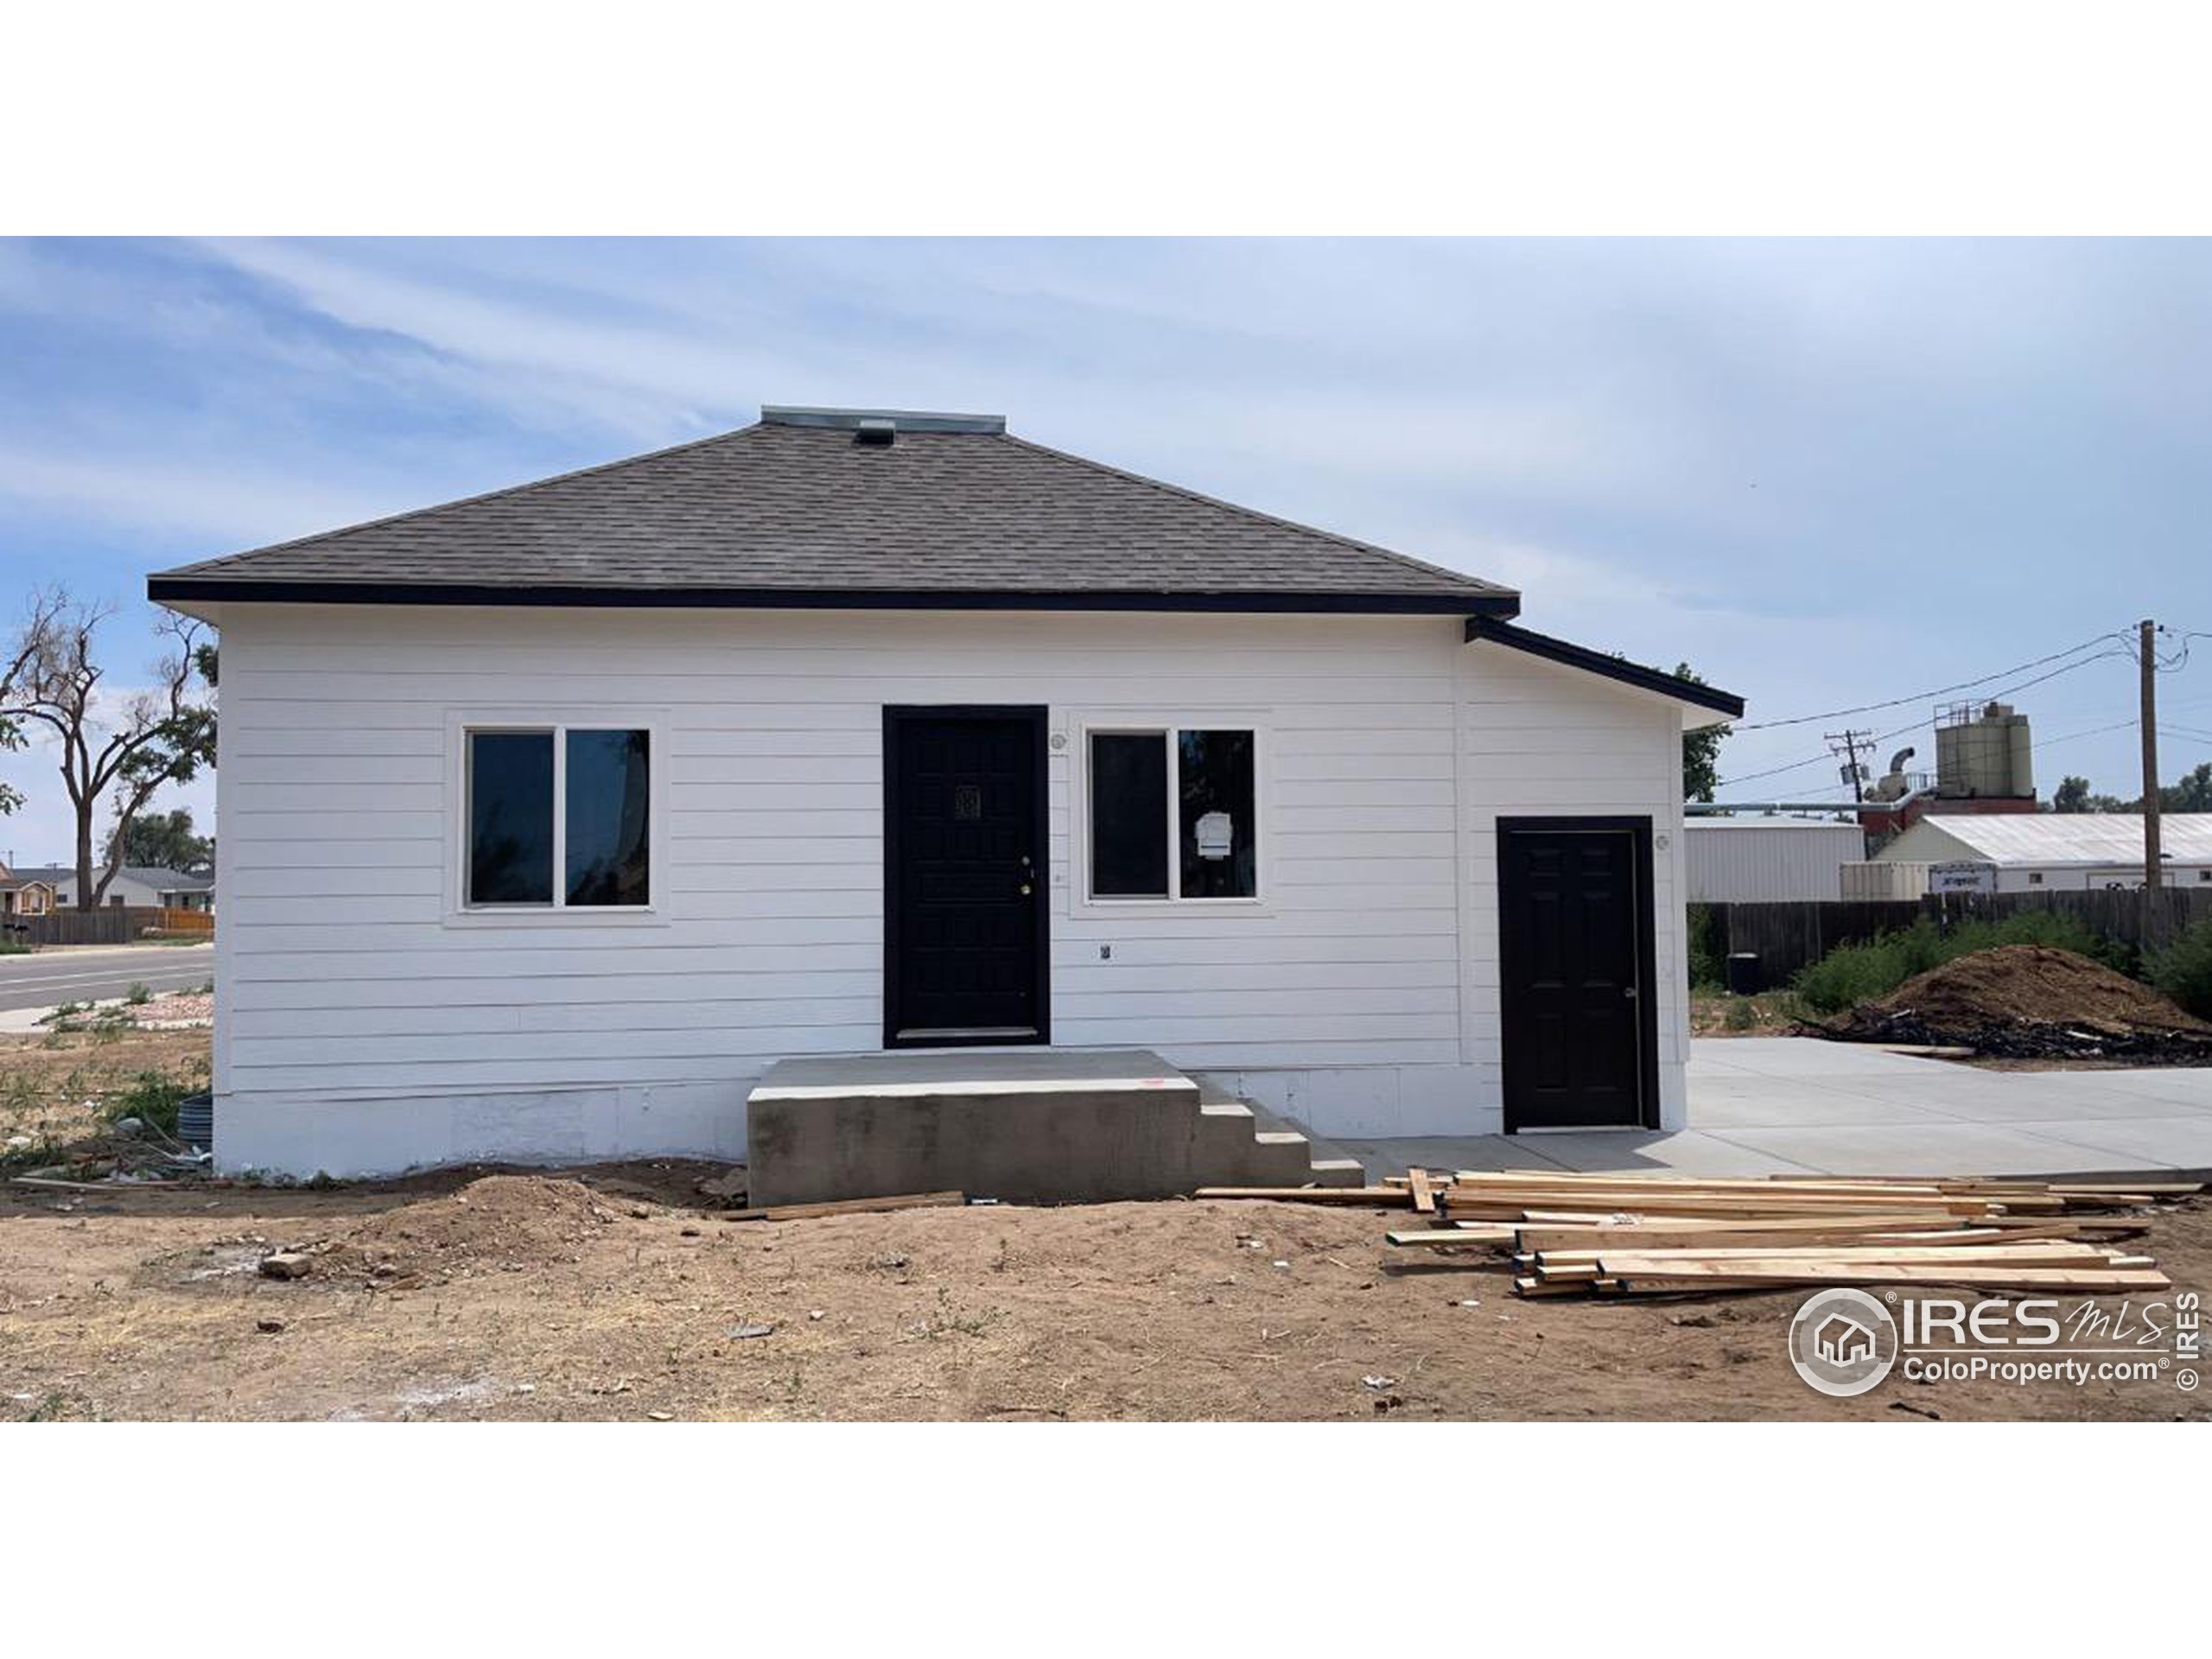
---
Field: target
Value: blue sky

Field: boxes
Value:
[2,237,2208,863]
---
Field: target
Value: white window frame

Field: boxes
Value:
[1074,717,1269,914]
[444,710,670,927]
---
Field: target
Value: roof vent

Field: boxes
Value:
[761,405,1007,436]
[854,417,896,447]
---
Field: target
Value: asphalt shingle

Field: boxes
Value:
[149,413,1519,612]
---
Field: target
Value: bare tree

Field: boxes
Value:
[3,591,217,909]
[0,588,71,818]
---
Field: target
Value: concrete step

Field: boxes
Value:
[1200,1099,1366,1187]
[1306,1157,1369,1188]
[748,1048,1368,1205]
[1240,1097,1370,1186]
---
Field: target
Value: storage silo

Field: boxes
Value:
[1935,701,2033,799]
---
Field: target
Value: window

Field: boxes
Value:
[466,726,651,908]
[1087,727,1257,901]
[2027,871,2044,886]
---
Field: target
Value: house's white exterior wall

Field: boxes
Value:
[209,604,1692,1175]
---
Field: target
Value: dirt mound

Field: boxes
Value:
[325,1174,616,1280]
[1827,944,2212,1058]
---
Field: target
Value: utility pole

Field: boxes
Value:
[2140,619,2163,890]
[1826,728,1874,804]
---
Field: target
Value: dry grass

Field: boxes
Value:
[1689,989,1807,1037]
[0,1025,212,1169]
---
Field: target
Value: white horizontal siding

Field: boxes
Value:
[216,608,1475,1114]
[211,604,1696,1162]
[1455,642,1693,1116]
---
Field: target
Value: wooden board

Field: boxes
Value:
[1570,1243,2111,1271]
[1458,1169,1955,1194]
[1194,1186,1414,1205]
[1513,1213,2007,1250]
[1592,1259,2171,1292]
[1386,1228,1515,1248]
[1409,1168,1435,1215]
[1441,1192,2011,1220]
[728,1190,965,1223]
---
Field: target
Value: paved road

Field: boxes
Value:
[0,944,216,1011]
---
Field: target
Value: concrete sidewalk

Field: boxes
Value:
[1338,1037,2212,1182]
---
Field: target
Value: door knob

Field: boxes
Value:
[1623,984,1638,999]
[1020,882,1034,896]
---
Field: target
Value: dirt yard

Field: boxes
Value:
[4,1164,2206,1421]
[0,1025,213,1164]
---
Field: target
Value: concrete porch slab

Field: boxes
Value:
[1332,1129,1820,1179]
[1351,1039,2212,1182]
[1697,1121,2183,1179]
[755,1047,1191,1099]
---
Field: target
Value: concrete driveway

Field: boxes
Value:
[1341,1037,2212,1180]
[0,943,215,1013]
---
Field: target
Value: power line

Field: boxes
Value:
[1730,632,2132,731]
[1713,647,2135,790]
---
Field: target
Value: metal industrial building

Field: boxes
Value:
[1686,818,1865,902]
[1867,812,2212,893]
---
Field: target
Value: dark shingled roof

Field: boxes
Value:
[148,410,1521,615]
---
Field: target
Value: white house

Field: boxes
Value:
[149,406,1741,1178]
[15,864,215,911]
[1872,811,2212,893]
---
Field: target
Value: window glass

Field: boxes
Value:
[566,728,652,906]
[1178,728,1256,899]
[1089,732,1168,897]
[468,731,555,903]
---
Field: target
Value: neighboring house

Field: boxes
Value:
[1869,812,2212,893]
[148,404,1742,1178]
[0,867,55,917]
[15,864,217,911]
[1686,818,1866,903]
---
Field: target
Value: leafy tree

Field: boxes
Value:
[2,591,217,909]
[105,806,214,877]
[2049,761,2209,814]
[2164,760,2212,813]
[1674,661,1728,802]
[2051,774,2094,813]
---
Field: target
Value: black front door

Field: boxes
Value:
[1497,818,1655,1130]
[884,707,1048,1047]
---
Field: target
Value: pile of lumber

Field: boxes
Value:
[1349,1169,2196,1298]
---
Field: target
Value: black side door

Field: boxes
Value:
[1497,818,1656,1130]
[884,707,1049,1047]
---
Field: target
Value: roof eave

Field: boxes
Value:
[1465,616,1745,719]
[146,575,1522,618]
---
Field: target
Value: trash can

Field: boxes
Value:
[1725,952,1763,996]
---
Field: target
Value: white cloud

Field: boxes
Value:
[0,444,406,548]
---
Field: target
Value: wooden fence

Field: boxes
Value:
[1700,887,2212,987]
[9,906,206,946]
